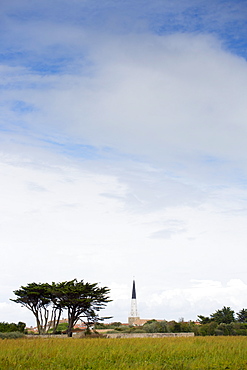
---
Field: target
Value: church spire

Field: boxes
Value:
[128,279,140,325]
[132,280,136,299]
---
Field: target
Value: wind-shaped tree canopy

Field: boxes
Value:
[12,279,111,336]
[52,279,111,336]
[11,282,58,334]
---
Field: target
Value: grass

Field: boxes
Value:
[0,336,247,369]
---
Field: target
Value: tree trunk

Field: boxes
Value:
[52,309,62,334]
[67,319,74,337]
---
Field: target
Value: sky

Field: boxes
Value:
[0,0,247,326]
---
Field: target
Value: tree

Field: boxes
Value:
[197,315,214,324]
[53,279,111,337]
[236,309,247,323]
[12,279,111,337]
[12,282,63,335]
[210,306,235,324]
[11,282,55,335]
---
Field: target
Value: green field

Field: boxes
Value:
[0,336,247,369]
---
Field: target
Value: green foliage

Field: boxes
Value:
[236,308,247,323]
[52,279,111,337]
[95,322,122,329]
[195,321,218,336]
[210,306,235,324]
[105,318,247,337]
[12,279,111,337]
[11,282,61,335]
[112,326,145,333]
[143,320,168,333]
[110,322,122,327]
[197,315,213,324]
[215,323,236,336]
[95,322,105,329]
[195,307,247,336]
[0,331,25,339]
[48,322,68,334]
[0,322,26,333]
[165,320,195,333]
[196,321,247,336]
[56,322,69,332]
[137,307,247,336]
[107,320,197,335]
[144,319,157,325]
[234,323,247,335]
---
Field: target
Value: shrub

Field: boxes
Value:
[144,320,168,333]
[216,323,236,336]
[196,321,218,336]
[0,332,25,339]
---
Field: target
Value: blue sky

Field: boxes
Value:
[1,0,247,326]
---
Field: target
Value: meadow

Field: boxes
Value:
[0,336,247,369]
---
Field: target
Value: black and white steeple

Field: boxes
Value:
[128,279,140,325]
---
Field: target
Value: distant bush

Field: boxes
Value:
[143,320,196,334]
[95,322,122,329]
[99,319,247,337]
[195,321,218,336]
[0,332,25,339]
[234,323,247,336]
[106,326,146,334]
[195,322,247,336]
[143,320,168,333]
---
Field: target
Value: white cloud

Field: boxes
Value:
[2,32,247,180]
[138,279,247,322]
[39,34,246,160]
[149,227,186,239]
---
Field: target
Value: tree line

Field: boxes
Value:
[0,321,26,333]
[95,306,247,336]
[11,279,111,337]
[143,307,247,336]
[198,306,247,324]
[195,306,247,336]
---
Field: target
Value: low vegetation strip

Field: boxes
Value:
[106,332,194,338]
[0,332,24,339]
[0,337,247,369]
